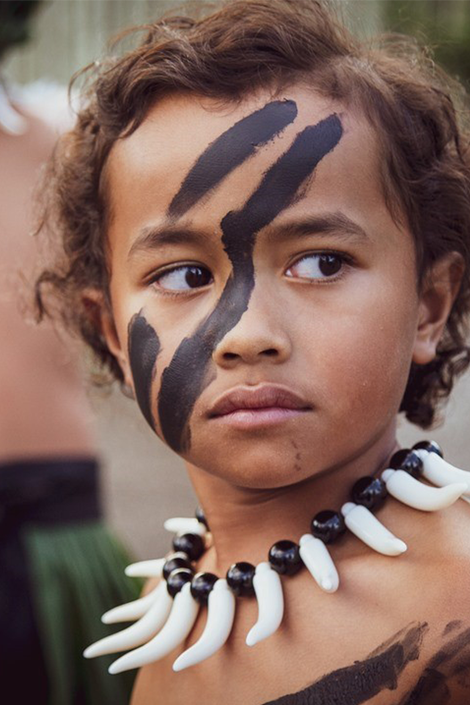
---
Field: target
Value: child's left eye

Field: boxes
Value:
[286,253,345,280]
[152,265,213,291]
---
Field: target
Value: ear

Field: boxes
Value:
[82,288,133,387]
[412,252,464,365]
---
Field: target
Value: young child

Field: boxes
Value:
[36,0,470,702]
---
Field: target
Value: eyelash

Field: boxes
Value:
[148,251,352,298]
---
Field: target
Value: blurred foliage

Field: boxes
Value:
[382,0,470,89]
[0,0,43,60]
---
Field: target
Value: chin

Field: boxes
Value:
[186,440,314,489]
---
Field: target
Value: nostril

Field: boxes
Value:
[223,352,239,361]
[263,349,278,357]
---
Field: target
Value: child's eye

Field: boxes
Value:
[152,265,213,291]
[286,253,345,280]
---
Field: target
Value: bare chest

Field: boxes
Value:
[131,559,470,705]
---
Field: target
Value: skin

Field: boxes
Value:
[95,85,470,703]
[0,103,95,462]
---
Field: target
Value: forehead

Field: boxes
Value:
[105,86,393,249]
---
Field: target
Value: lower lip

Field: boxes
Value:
[211,407,308,429]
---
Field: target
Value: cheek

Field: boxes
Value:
[307,274,419,418]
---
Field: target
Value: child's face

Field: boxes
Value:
[102,85,429,489]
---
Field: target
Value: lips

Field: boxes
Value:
[208,385,312,418]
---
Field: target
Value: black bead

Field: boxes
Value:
[351,476,388,510]
[412,440,444,458]
[166,568,193,597]
[311,510,346,544]
[172,533,205,561]
[389,448,411,469]
[190,572,218,603]
[162,552,193,581]
[195,505,209,529]
[226,562,256,597]
[268,540,302,576]
[389,449,423,478]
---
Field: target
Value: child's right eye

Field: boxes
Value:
[152,265,213,292]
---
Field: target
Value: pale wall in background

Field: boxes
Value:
[5,0,470,559]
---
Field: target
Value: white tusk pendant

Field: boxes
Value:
[108,582,199,674]
[125,558,166,578]
[381,469,467,511]
[172,580,236,671]
[298,534,339,593]
[84,581,173,658]
[341,502,407,556]
[101,582,162,624]
[414,449,470,497]
[164,517,207,537]
[246,563,284,647]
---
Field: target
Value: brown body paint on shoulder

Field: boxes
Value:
[261,622,427,705]
[399,625,470,704]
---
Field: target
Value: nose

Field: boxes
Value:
[212,284,292,368]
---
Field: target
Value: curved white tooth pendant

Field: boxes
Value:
[164,517,208,537]
[341,502,407,556]
[298,534,339,592]
[414,449,470,497]
[101,582,162,624]
[246,563,284,647]
[109,582,199,674]
[381,469,467,512]
[84,581,173,658]
[173,579,236,672]
[125,558,166,578]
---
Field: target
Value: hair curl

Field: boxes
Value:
[35,0,470,427]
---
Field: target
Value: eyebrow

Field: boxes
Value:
[264,211,370,245]
[127,210,370,261]
[127,222,210,261]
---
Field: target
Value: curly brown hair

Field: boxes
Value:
[35,0,470,428]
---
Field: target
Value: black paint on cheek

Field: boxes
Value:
[168,99,298,218]
[158,114,343,453]
[127,312,161,429]
[262,622,427,705]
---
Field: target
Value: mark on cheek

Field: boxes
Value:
[158,110,343,454]
[262,622,427,705]
[128,311,161,429]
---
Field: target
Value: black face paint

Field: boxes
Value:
[158,112,343,453]
[261,622,427,705]
[168,100,298,218]
[128,312,161,429]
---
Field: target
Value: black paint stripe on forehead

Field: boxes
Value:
[220,114,344,263]
[128,312,161,429]
[158,114,343,453]
[168,99,298,218]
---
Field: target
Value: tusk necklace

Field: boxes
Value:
[84,441,470,674]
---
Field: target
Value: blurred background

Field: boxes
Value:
[4,0,470,560]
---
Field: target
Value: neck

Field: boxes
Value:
[185,424,400,575]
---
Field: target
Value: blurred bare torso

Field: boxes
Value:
[0,103,95,464]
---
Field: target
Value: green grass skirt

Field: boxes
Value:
[24,521,143,705]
